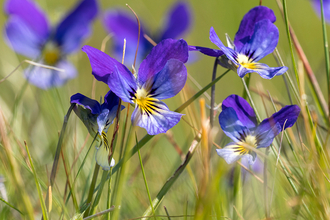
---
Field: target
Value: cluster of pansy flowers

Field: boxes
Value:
[4,0,302,169]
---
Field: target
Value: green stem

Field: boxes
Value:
[107,167,113,220]
[210,57,219,128]
[83,163,100,217]
[90,170,109,215]
[233,163,242,220]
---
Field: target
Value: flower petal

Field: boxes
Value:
[219,107,250,142]
[234,6,276,51]
[188,45,224,57]
[4,17,43,58]
[73,105,98,137]
[131,101,183,135]
[148,59,187,100]
[209,27,238,65]
[5,0,49,39]
[102,9,149,66]
[160,1,191,40]
[239,19,279,62]
[312,0,330,23]
[255,105,300,148]
[222,94,257,129]
[24,59,77,89]
[138,39,188,85]
[54,0,98,54]
[82,45,137,103]
[237,63,287,79]
[216,142,256,165]
[95,140,115,170]
[70,93,101,114]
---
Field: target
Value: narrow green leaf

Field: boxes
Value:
[0,197,23,214]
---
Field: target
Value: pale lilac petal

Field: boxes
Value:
[216,142,256,165]
[237,64,287,79]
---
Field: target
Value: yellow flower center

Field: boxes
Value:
[236,54,258,69]
[42,42,61,65]
[133,88,159,115]
[235,135,257,155]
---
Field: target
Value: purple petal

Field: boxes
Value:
[148,59,187,100]
[5,0,49,40]
[209,27,239,65]
[188,45,224,57]
[216,142,256,165]
[102,9,149,66]
[24,59,77,89]
[239,19,279,62]
[255,105,300,148]
[160,1,191,40]
[138,39,188,84]
[70,93,101,114]
[103,90,121,110]
[237,64,287,79]
[82,45,137,103]
[222,94,257,129]
[312,0,330,23]
[219,107,250,142]
[4,17,43,58]
[131,101,183,135]
[234,6,276,51]
[54,0,98,54]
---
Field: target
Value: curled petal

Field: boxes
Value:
[222,94,257,129]
[209,27,238,65]
[148,59,187,100]
[131,101,183,135]
[255,105,300,148]
[55,0,98,54]
[24,59,77,89]
[70,93,101,114]
[95,139,115,171]
[234,6,276,51]
[73,105,98,137]
[188,45,224,57]
[102,9,149,65]
[237,64,287,79]
[160,1,191,40]
[138,39,188,85]
[216,142,256,165]
[5,0,49,39]
[4,17,43,58]
[219,107,250,143]
[239,19,279,62]
[82,45,137,102]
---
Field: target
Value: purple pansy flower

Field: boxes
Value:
[190,6,287,79]
[216,94,300,165]
[82,38,188,135]
[71,91,124,170]
[4,0,98,89]
[312,0,330,23]
[102,1,191,66]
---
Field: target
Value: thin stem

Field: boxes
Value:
[210,57,219,128]
[84,163,100,217]
[107,167,113,220]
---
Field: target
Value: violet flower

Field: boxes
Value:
[71,91,124,170]
[312,0,330,23]
[216,94,300,165]
[190,6,287,79]
[82,38,188,135]
[102,1,191,66]
[4,0,98,89]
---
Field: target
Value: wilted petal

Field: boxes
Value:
[219,107,250,143]
[255,105,300,148]
[95,139,115,170]
[103,9,149,66]
[160,1,191,40]
[188,45,224,57]
[239,19,279,62]
[209,27,238,65]
[24,59,76,89]
[222,94,257,129]
[237,63,287,79]
[138,39,188,84]
[70,93,101,114]
[54,0,98,54]
[73,105,98,137]
[131,101,183,135]
[4,17,43,58]
[234,6,276,51]
[82,45,137,102]
[148,59,187,100]
[216,142,256,165]
[5,0,49,39]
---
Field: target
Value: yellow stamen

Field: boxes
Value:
[237,54,258,69]
[133,88,159,115]
[236,135,257,155]
[42,42,61,65]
